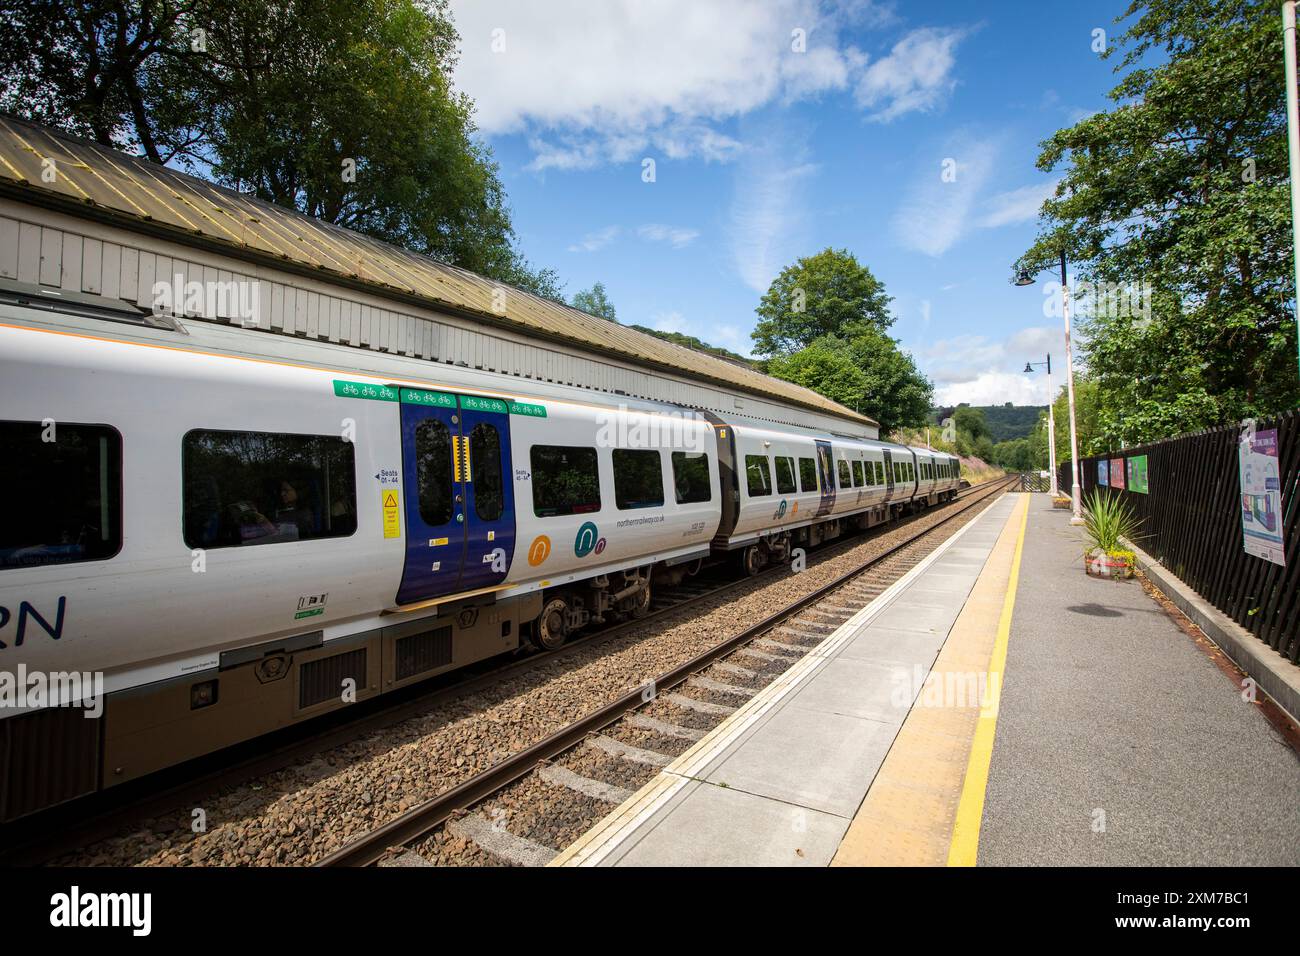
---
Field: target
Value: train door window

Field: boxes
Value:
[182,429,357,549]
[851,460,864,487]
[774,456,797,494]
[613,449,664,509]
[838,459,852,489]
[415,420,455,526]
[798,457,818,492]
[0,420,122,569]
[671,452,711,503]
[531,446,600,517]
[745,455,772,497]
[470,423,504,521]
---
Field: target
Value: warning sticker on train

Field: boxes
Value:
[381,489,401,538]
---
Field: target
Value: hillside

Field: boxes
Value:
[932,403,1046,442]
[626,325,755,368]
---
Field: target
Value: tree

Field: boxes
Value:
[1017,0,1300,447]
[0,1,212,165]
[570,282,617,321]
[1050,377,1107,464]
[0,0,556,293]
[765,338,870,411]
[766,331,933,435]
[751,248,893,356]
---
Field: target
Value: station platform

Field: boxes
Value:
[555,492,1300,867]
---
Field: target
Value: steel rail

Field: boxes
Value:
[317,476,1017,867]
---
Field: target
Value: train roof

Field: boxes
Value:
[0,115,876,430]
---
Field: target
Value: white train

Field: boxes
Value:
[0,292,958,820]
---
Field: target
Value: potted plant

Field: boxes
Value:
[1052,495,1071,510]
[1081,489,1143,579]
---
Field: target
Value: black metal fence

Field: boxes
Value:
[1015,471,1050,493]
[1058,410,1299,665]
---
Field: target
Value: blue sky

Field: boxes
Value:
[446,0,1134,406]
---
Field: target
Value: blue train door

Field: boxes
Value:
[456,396,515,592]
[395,389,516,605]
[814,440,836,517]
[397,388,465,605]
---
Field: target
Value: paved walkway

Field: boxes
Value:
[556,493,1021,866]
[978,495,1300,866]
[555,492,1300,867]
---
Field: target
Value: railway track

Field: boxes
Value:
[8,477,1010,866]
[318,475,1017,867]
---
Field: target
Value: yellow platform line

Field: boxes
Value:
[947,493,1029,866]
[830,492,1027,867]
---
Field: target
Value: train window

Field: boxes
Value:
[774,456,796,495]
[182,429,357,549]
[470,424,504,522]
[864,460,875,486]
[852,460,864,487]
[838,460,852,489]
[613,449,664,510]
[0,420,122,569]
[745,455,772,497]
[671,452,711,504]
[876,461,884,484]
[414,420,455,526]
[531,446,600,517]
[798,457,818,492]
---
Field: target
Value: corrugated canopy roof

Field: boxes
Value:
[0,115,874,426]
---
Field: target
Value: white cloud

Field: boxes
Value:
[567,225,620,252]
[855,26,969,122]
[980,180,1058,228]
[648,310,688,333]
[892,134,997,257]
[448,1,957,168]
[934,371,1049,408]
[922,325,1060,406]
[729,125,818,292]
[638,224,700,248]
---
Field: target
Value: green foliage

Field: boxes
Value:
[0,0,553,293]
[765,338,870,410]
[766,330,933,435]
[751,248,893,357]
[933,404,1048,442]
[1018,0,1300,446]
[1081,489,1145,554]
[570,282,617,321]
[756,249,931,434]
[1049,376,1108,463]
[0,1,212,164]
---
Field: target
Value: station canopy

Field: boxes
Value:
[0,115,875,428]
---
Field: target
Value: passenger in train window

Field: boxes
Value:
[274,480,315,539]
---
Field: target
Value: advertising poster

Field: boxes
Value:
[1098,460,1109,486]
[1110,458,1125,490]
[1127,454,1149,494]
[1239,429,1285,566]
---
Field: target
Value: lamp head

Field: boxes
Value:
[1023,362,1034,374]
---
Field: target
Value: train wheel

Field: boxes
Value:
[742,545,763,576]
[630,580,652,619]
[535,597,569,651]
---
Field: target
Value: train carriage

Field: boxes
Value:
[0,115,964,820]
